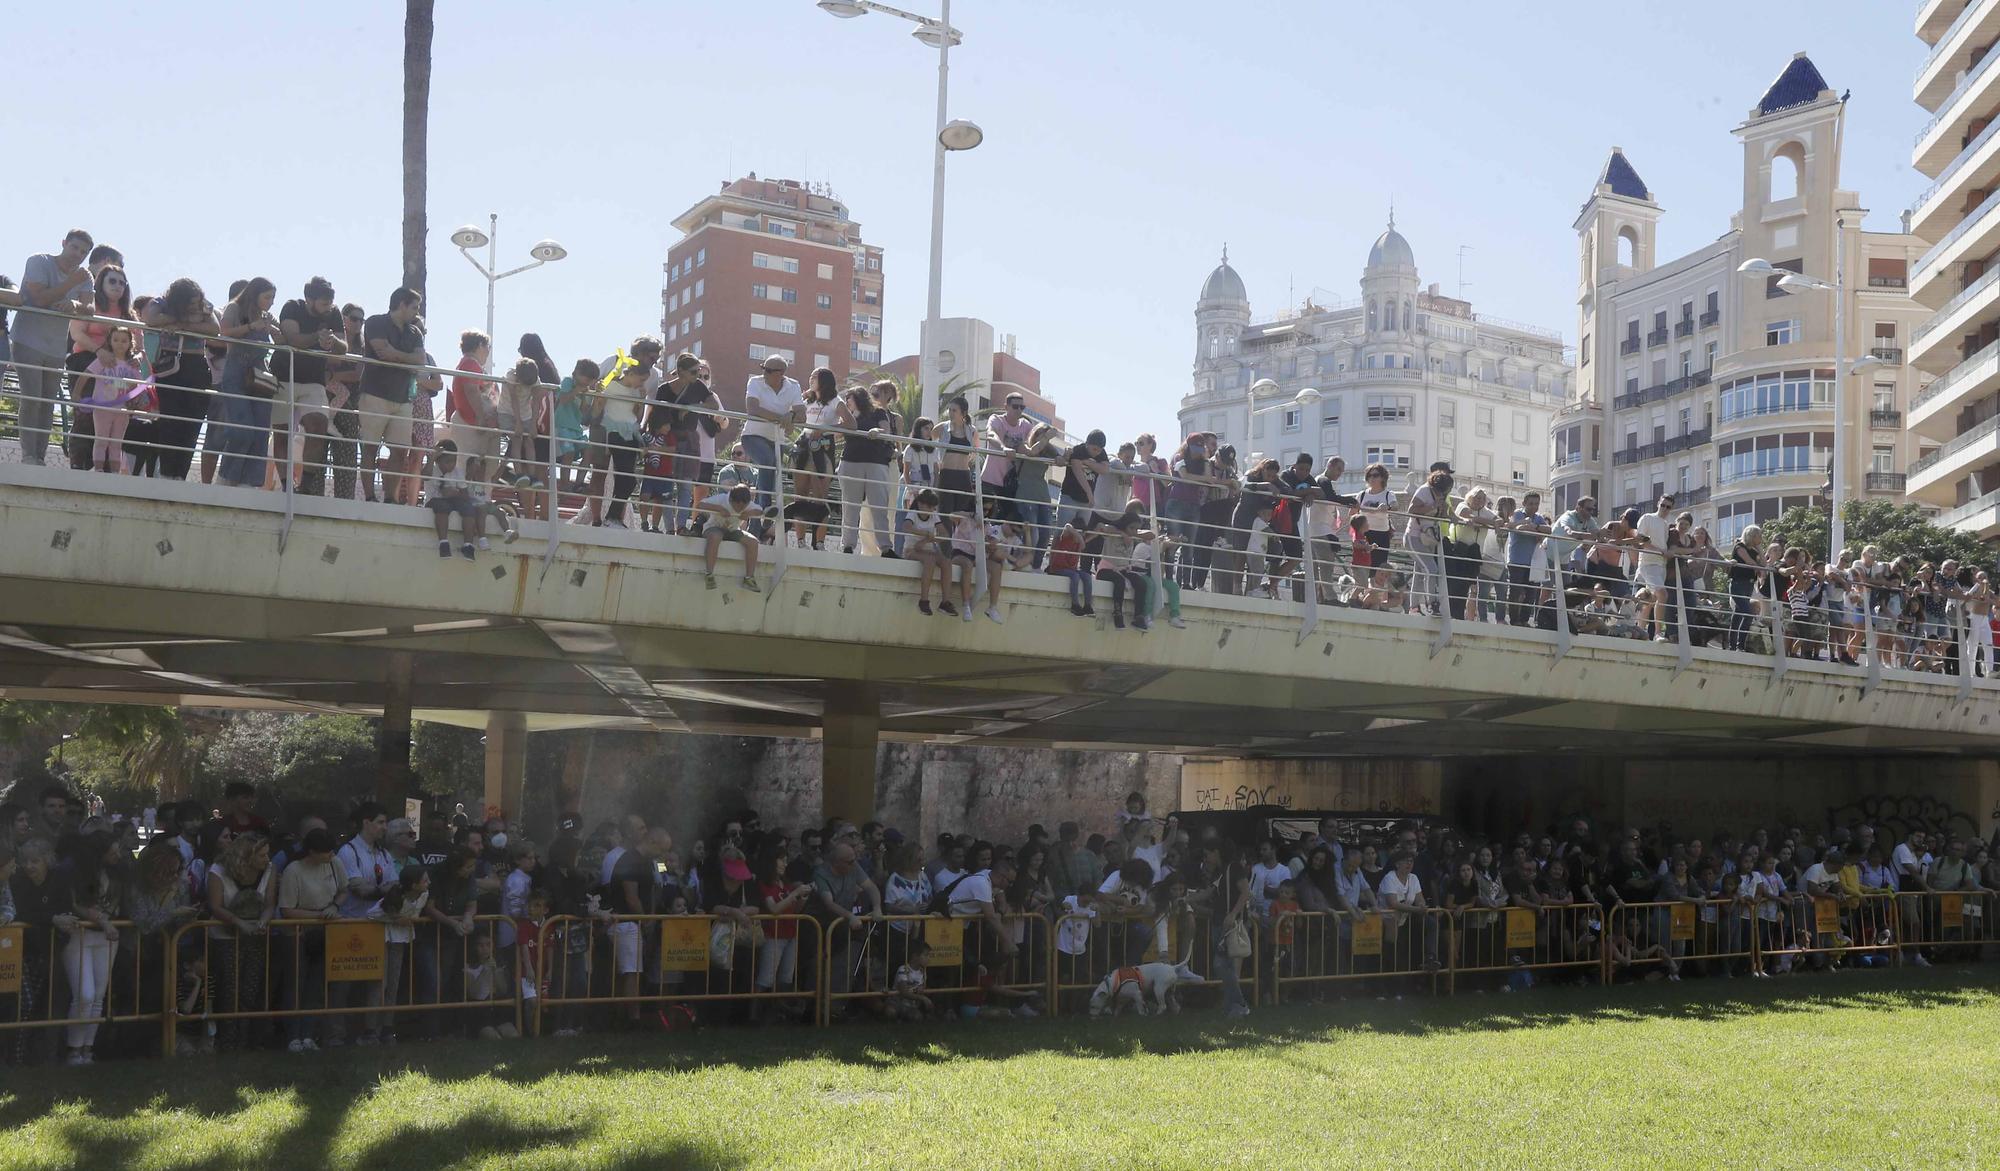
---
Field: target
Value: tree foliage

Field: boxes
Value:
[1762,500,1993,569]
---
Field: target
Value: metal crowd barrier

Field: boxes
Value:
[821,913,1048,1024]
[1268,909,1447,1003]
[160,914,520,1056]
[1050,911,1235,1013]
[1445,903,1600,991]
[1604,899,1754,980]
[0,920,153,1053]
[529,913,823,1033]
[1889,889,1994,963]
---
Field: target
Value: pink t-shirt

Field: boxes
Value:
[982,413,1034,486]
[1131,455,1168,507]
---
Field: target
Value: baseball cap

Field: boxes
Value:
[721,857,754,882]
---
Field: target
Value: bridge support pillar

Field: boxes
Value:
[821,685,881,824]
[484,710,529,822]
[377,652,414,806]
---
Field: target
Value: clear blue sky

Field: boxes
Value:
[3,1,1930,442]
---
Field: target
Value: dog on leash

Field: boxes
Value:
[1087,961,1200,1018]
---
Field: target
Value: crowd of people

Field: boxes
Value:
[3,778,1997,1065]
[4,226,1994,665]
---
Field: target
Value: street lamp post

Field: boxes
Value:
[450,214,568,373]
[1244,379,1324,451]
[1738,237,1888,559]
[818,0,983,422]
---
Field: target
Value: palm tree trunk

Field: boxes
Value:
[402,0,435,297]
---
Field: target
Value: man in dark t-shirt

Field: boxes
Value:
[359,287,425,502]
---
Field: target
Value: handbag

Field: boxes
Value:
[708,917,766,970]
[249,366,281,399]
[1223,917,1253,959]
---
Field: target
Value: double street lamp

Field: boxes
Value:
[451,214,568,372]
[817,0,984,421]
[1245,379,1324,456]
[1736,252,1889,558]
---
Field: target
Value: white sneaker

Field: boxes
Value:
[1225,1004,1251,1019]
[985,607,1004,625]
[603,518,628,529]
[476,537,491,551]
[65,1051,88,1066]
[959,606,973,623]
[1167,615,1187,629]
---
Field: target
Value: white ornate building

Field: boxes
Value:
[1180,230,1570,493]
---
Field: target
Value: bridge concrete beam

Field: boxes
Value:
[483,710,529,822]
[822,684,882,826]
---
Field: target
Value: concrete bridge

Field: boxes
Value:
[2,464,1995,820]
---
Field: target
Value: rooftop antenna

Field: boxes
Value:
[1457,245,1474,300]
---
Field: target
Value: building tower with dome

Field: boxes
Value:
[1180,223,1572,494]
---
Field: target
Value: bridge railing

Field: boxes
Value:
[3,299,1992,701]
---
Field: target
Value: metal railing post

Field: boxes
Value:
[1550,536,1572,661]
[1295,499,1320,642]
[1672,558,1693,676]
[1429,542,1453,659]
[539,381,562,581]
[1863,602,1882,695]
[1768,568,1787,685]
[770,424,790,593]
[1147,478,1168,622]
[971,457,989,609]
[1958,603,1975,704]
[279,380,298,554]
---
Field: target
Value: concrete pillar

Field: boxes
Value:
[483,710,529,823]
[821,685,881,825]
[377,652,414,806]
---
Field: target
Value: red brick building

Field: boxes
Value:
[662,174,885,412]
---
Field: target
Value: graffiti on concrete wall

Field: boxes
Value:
[1824,793,1981,844]
[1187,785,1298,812]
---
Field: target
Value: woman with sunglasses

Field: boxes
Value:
[62,264,134,470]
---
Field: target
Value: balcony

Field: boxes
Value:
[1865,472,1908,493]
[1871,408,1904,428]
[1675,319,1694,338]
[1699,308,1720,328]
[1870,347,1905,365]
[1647,328,1669,348]
[1912,263,2000,366]
[1612,428,1713,467]
[1911,187,2000,306]
[1937,486,2000,537]
[1868,275,1911,290]
[1910,337,2000,439]
[1612,368,1711,412]
[1919,1,1970,45]
[1907,411,2000,500]
[1913,37,2000,177]
[1916,0,2000,112]
[1908,113,2000,246]
[1620,337,1642,356]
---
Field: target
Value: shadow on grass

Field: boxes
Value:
[0,965,1988,1164]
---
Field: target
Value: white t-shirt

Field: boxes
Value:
[1097,870,1147,909]
[1800,862,1838,894]
[1891,842,1923,879]
[1249,862,1290,913]
[1636,512,1670,570]
[1378,870,1423,908]
[1750,871,1786,921]
[1358,488,1396,532]
[948,869,995,916]
[430,461,468,498]
[742,375,803,445]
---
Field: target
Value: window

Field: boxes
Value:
[694,279,704,298]
[752,283,768,300]
[765,219,799,238]
[1678,406,1691,435]
[1704,341,1718,371]
[693,310,702,330]
[671,261,681,280]
[1677,463,1690,493]
[1282,407,1302,431]
[1718,369,1833,420]
[1321,398,1340,426]
[1512,412,1530,444]
[817,262,834,280]
[781,288,798,304]
[852,315,876,337]
[690,339,702,357]
[1581,334,1591,365]
[1872,445,1895,474]
[696,247,706,267]
[1437,400,1456,428]
[751,252,801,274]
[1365,394,1412,423]
[1873,384,1896,412]
[665,323,676,341]
[1679,350,1692,380]
[1363,443,1412,470]
[747,343,795,364]
[851,341,880,363]
[1475,405,1494,438]
[816,293,833,310]
[1473,451,1493,478]
[750,313,797,335]
[1765,319,1798,346]
[869,257,880,270]
[814,353,831,369]
[814,323,831,340]
[1511,459,1529,486]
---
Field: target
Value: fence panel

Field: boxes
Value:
[822,913,1047,1024]
[1891,889,1994,964]
[1051,911,1243,1015]
[0,921,157,1060]
[162,914,522,1056]
[1268,909,1445,1004]
[1447,903,1601,991]
[529,913,825,1033]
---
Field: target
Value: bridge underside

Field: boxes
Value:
[0,580,1979,760]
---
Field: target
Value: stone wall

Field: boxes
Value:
[521,730,1180,848]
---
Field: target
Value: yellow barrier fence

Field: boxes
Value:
[1051,911,1240,1014]
[529,913,824,1033]
[0,920,154,1059]
[1269,909,1446,1003]
[821,913,1047,1024]
[1888,889,1995,964]
[1602,900,1758,981]
[1446,903,1600,992]
[162,914,520,1056]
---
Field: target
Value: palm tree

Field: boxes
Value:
[857,368,987,426]
[402,0,435,296]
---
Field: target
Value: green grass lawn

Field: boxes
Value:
[4,966,1998,1170]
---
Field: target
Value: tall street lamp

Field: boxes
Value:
[818,0,983,421]
[1738,245,1889,559]
[1245,379,1324,456]
[451,214,568,372]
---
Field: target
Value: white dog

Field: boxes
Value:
[1087,961,1200,1018]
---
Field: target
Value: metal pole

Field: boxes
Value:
[485,213,499,374]
[1550,534,1572,661]
[1672,555,1692,676]
[1296,490,1319,643]
[971,449,988,612]
[1769,570,1787,684]
[1958,604,1974,704]
[920,0,950,423]
[1147,476,1167,621]
[1830,217,1846,560]
[771,425,790,593]
[280,380,297,554]
[1863,602,1882,695]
